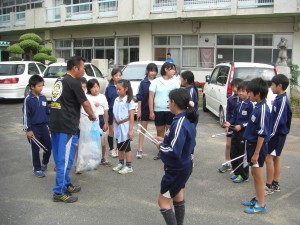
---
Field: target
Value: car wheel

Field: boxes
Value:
[24,85,30,97]
[202,95,208,112]
[219,107,225,127]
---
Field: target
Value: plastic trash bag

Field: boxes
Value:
[76,117,102,172]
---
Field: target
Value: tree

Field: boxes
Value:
[6,33,56,63]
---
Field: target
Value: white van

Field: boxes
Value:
[202,62,277,127]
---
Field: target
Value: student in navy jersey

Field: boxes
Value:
[265,74,292,194]
[23,75,52,178]
[218,78,242,173]
[224,81,253,183]
[242,78,270,214]
[136,63,158,159]
[155,88,197,225]
[105,68,122,158]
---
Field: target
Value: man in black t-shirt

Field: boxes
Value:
[49,56,96,203]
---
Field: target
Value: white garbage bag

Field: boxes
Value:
[76,117,102,172]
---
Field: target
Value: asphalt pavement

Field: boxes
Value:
[0,99,299,225]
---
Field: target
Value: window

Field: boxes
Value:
[28,63,39,75]
[255,34,272,46]
[117,37,139,66]
[92,64,104,78]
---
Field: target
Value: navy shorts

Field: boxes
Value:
[154,111,174,126]
[246,141,268,167]
[140,112,150,121]
[108,110,114,125]
[117,139,131,152]
[160,163,193,198]
[268,134,286,156]
[98,115,104,129]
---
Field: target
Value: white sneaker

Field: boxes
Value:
[136,151,143,159]
[118,166,133,174]
[109,149,118,158]
[112,163,123,172]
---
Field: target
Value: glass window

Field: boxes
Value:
[105,38,114,46]
[183,48,197,67]
[254,49,272,64]
[216,66,230,86]
[183,35,198,46]
[217,35,233,45]
[234,49,251,62]
[154,48,166,61]
[28,63,39,75]
[92,64,103,78]
[129,37,139,46]
[210,67,220,84]
[74,40,82,47]
[118,49,128,66]
[64,40,71,47]
[37,63,46,73]
[84,64,94,77]
[234,35,252,45]
[95,38,104,46]
[168,36,180,45]
[154,36,167,45]
[95,49,104,58]
[200,48,214,68]
[83,39,92,47]
[118,38,128,46]
[216,48,233,64]
[255,34,272,46]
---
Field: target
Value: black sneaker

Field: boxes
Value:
[67,184,81,193]
[53,192,78,203]
[272,181,281,192]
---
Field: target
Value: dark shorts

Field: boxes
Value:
[140,112,150,122]
[98,115,104,129]
[160,163,193,198]
[108,110,114,125]
[154,111,174,126]
[246,141,268,167]
[268,134,286,156]
[117,139,131,152]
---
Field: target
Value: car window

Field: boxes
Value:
[85,64,94,77]
[0,64,24,76]
[92,64,104,78]
[234,67,275,82]
[216,66,229,86]
[28,63,40,75]
[43,66,67,78]
[37,63,46,74]
[210,67,219,84]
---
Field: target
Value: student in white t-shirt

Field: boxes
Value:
[86,79,111,166]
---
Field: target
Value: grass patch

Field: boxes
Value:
[198,89,203,108]
[291,97,300,118]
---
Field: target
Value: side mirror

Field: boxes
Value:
[205,75,210,83]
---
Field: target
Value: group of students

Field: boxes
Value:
[220,75,292,214]
[22,55,292,224]
[22,56,198,221]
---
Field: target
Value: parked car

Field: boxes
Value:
[0,61,46,99]
[202,62,277,127]
[42,62,108,100]
[121,61,181,113]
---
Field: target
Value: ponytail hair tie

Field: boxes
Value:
[189,101,195,108]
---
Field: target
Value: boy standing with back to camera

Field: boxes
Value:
[23,75,52,178]
[265,74,292,195]
[242,78,270,214]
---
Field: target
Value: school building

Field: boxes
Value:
[0,0,299,81]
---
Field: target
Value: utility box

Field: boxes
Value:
[91,59,109,80]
